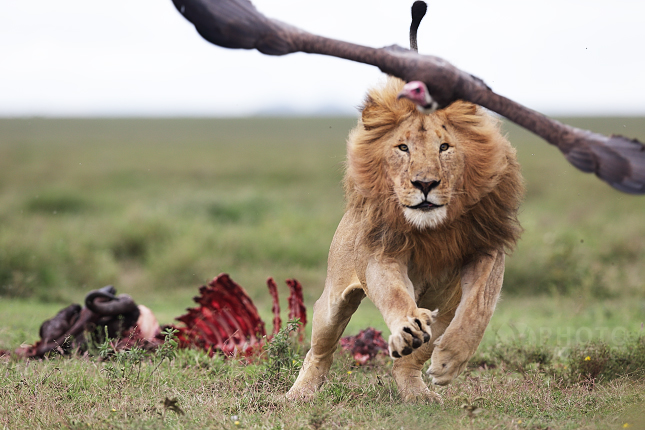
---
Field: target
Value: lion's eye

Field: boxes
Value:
[397,144,409,152]
[439,143,450,152]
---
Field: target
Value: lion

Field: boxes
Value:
[286,77,524,402]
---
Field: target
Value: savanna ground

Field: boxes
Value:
[0,115,644,429]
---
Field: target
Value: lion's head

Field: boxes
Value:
[345,77,523,258]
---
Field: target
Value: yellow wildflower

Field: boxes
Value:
[584,356,591,361]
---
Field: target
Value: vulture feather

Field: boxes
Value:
[172,0,645,195]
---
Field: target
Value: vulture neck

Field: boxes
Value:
[296,32,383,69]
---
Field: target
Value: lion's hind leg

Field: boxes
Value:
[427,250,505,386]
[286,279,364,401]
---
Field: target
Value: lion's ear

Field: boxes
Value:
[442,101,482,129]
[360,78,415,131]
[444,100,478,116]
[360,95,379,131]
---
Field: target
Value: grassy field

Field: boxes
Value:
[0,115,644,428]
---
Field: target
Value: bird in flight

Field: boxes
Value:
[172,0,645,194]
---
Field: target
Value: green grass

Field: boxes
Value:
[1,115,645,428]
[1,117,644,304]
[0,117,351,309]
[1,328,643,429]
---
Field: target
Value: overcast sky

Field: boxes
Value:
[1,0,644,117]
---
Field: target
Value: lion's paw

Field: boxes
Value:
[285,353,332,402]
[388,308,437,358]
[285,384,317,402]
[400,387,443,404]
[392,363,443,404]
[427,340,470,386]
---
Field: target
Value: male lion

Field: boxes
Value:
[286,77,524,402]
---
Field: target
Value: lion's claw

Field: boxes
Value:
[388,308,437,358]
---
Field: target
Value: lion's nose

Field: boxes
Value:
[411,180,440,196]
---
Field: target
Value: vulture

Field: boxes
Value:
[172,0,645,195]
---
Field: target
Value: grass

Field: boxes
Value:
[1,115,645,428]
[1,117,644,305]
[0,117,351,305]
[1,327,644,429]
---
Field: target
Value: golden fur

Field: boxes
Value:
[286,77,524,403]
[346,77,523,264]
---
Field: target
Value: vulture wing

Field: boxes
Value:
[172,0,645,194]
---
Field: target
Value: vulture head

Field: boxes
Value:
[397,81,438,114]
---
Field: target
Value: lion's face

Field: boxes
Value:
[346,78,515,235]
[383,114,464,230]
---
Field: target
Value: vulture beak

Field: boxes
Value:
[398,81,439,114]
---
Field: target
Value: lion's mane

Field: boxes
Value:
[344,78,524,278]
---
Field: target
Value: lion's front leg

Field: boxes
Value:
[286,213,366,401]
[391,310,453,403]
[428,250,505,385]
[286,279,364,401]
[364,256,436,359]
[363,255,446,403]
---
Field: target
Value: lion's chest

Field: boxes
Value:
[408,261,461,310]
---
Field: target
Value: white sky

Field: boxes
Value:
[1,0,644,117]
